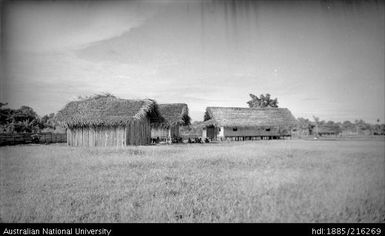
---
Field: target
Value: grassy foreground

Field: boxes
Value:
[0,139,384,223]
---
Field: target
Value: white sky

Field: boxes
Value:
[1,0,384,123]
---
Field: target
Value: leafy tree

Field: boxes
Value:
[0,102,8,108]
[354,119,371,132]
[0,103,13,125]
[11,106,38,123]
[40,113,57,129]
[182,114,191,126]
[342,120,355,130]
[380,124,385,135]
[325,120,342,134]
[204,111,211,121]
[296,117,314,135]
[13,120,39,133]
[0,103,42,133]
[247,93,278,108]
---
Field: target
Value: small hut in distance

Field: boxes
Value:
[313,124,341,136]
[56,95,164,146]
[151,103,191,142]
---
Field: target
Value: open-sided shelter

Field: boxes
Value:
[151,103,191,142]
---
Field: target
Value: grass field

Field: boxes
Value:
[0,138,384,223]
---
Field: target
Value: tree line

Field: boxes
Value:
[245,93,385,135]
[0,103,59,134]
[296,117,385,136]
[2,95,385,136]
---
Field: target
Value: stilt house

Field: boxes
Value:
[203,107,297,141]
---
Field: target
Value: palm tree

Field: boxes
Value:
[247,93,278,108]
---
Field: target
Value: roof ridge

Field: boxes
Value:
[207,106,288,110]
[159,103,188,106]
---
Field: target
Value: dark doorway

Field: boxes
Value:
[206,126,216,139]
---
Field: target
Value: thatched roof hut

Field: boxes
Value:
[180,121,205,139]
[56,95,164,146]
[56,95,163,128]
[151,103,191,141]
[205,107,297,127]
[314,124,341,136]
[157,103,191,127]
[203,107,297,140]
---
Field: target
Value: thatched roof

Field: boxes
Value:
[158,103,191,127]
[56,95,164,128]
[205,107,297,127]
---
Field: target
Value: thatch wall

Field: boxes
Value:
[67,119,151,146]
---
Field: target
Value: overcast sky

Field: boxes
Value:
[1,0,384,122]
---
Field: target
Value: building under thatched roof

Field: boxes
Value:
[313,124,341,136]
[157,103,190,127]
[151,103,191,142]
[180,121,205,139]
[56,95,164,146]
[203,107,297,140]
